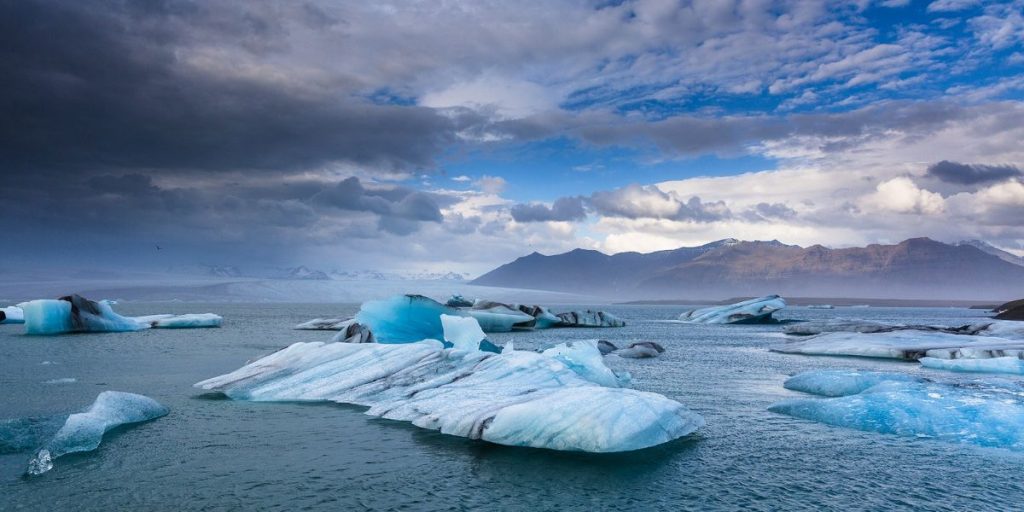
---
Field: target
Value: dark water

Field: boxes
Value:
[1,304,1021,511]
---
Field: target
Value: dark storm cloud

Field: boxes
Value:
[926,160,1022,185]
[510,197,587,222]
[313,177,443,223]
[0,0,464,176]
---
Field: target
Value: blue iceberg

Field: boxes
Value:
[355,294,456,343]
[679,295,786,324]
[770,370,1024,450]
[0,391,169,476]
[195,340,702,453]
[920,357,1024,375]
[23,296,143,335]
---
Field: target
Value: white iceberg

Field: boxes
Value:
[17,391,168,476]
[440,314,487,351]
[1,305,24,324]
[679,295,786,324]
[920,356,1024,375]
[615,342,666,359]
[541,340,630,387]
[772,330,1024,360]
[784,320,991,336]
[466,301,535,332]
[556,310,626,328]
[770,370,1024,450]
[294,318,351,330]
[195,341,702,453]
[137,313,222,329]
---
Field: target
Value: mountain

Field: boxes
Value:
[472,238,1024,301]
[282,266,330,280]
[957,240,1024,267]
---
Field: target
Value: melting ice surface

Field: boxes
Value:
[679,295,786,324]
[920,357,1024,375]
[772,323,1024,361]
[195,338,702,453]
[771,370,1024,450]
[0,391,169,476]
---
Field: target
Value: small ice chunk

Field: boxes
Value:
[597,340,618,355]
[294,318,350,330]
[616,342,665,359]
[445,294,474,308]
[148,313,222,328]
[782,369,922,397]
[466,301,535,332]
[43,378,77,385]
[328,320,376,344]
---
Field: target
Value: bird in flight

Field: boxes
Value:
[155,244,162,250]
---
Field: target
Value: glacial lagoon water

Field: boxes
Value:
[2,303,1023,511]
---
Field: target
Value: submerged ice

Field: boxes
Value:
[770,370,1024,451]
[679,295,786,324]
[195,340,702,453]
[0,391,169,476]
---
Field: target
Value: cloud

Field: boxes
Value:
[927,0,981,12]
[451,175,472,182]
[474,175,508,194]
[926,160,1022,184]
[588,184,731,222]
[510,197,587,222]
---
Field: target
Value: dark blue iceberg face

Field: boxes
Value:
[771,370,1024,451]
[354,295,502,352]
[1,391,168,476]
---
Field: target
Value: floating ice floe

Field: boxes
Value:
[556,310,626,328]
[516,304,563,329]
[615,342,666,359]
[770,370,1024,450]
[771,330,1024,360]
[1,305,24,324]
[805,304,834,310]
[328,320,376,344]
[465,301,535,332]
[294,318,351,330]
[0,391,169,476]
[196,317,700,452]
[679,295,786,324]
[355,295,500,352]
[20,295,221,334]
[783,320,992,336]
[920,357,1024,375]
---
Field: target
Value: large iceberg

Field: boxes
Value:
[772,330,1024,361]
[21,295,221,334]
[770,370,1024,450]
[195,340,702,453]
[1,305,24,324]
[784,320,991,336]
[679,295,786,324]
[23,296,143,334]
[0,391,169,476]
[355,294,455,342]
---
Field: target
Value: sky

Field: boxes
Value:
[2,0,1023,276]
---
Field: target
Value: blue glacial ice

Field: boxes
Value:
[1,305,24,324]
[782,369,922,397]
[21,295,221,334]
[541,340,630,387]
[356,294,462,342]
[440,314,487,351]
[770,370,1024,450]
[679,295,786,324]
[195,340,702,453]
[0,391,169,476]
[23,296,143,335]
[920,357,1024,375]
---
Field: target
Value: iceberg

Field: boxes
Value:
[23,296,143,335]
[465,301,535,332]
[137,313,222,329]
[541,340,630,387]
[440,314,486,351]
[805,304,834,309]
[294,318,350,330]
[597,339,618,355]
[195,341,701,453]
[355,294,457,343]
[516,304,563,329]
[615,341,666,359]
[1,391,169,476]
[920,357,1024,375]
[328,320,376,344]
[1,305,24,324]
[770,370,1024,450]
[679,295,786,324]
[771,330,1024,360]
[556,310,626,328]
[784,320,990,337]
[445,294,474,308]
[782,369,922,397]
